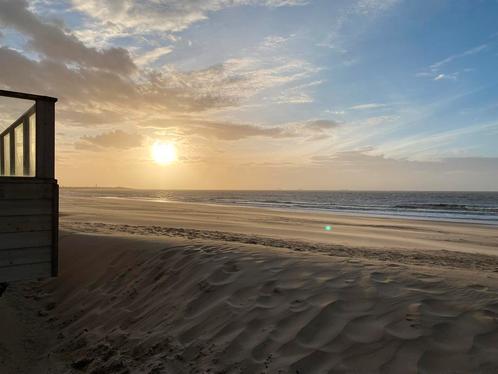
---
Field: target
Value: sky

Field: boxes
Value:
[0,0,497,190]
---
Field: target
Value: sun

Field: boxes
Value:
[151,142,177,165]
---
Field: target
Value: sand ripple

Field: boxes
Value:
[17,233,498,373]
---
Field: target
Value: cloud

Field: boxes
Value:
[304,119,340,131]
[1,0,321,143]
[75,130,144,151]
[372,121,498,161]
[198,120,339,140]
[0,0,135,74]
[141,117,340,141]
[272,80,323,104]
[0,46,238,119]
[418,43,488,81]
[260,35,289,49]
[430,44,488,71]
[355,0,400,15]
[309,151,498,190]
[349,103,387,110]
[184,120,298,140]
[133,46,173,66]
[434,73,457,81]
[317,0,400,53]
[71,0,307,43]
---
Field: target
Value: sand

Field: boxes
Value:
[1,193,497,373]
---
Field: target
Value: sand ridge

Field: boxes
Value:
[62,221,498,273]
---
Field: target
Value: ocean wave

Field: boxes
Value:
[393,203,498,213]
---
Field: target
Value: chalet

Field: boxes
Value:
[0,89,58,285]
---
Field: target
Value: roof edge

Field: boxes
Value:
[0,89,58,103]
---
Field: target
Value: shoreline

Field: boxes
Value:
[60,186,498,226]
[61,193,498,257]
[96,194,498,226]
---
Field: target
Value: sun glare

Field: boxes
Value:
[151,142,177,165]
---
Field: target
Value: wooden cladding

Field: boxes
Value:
[0,180,58,282]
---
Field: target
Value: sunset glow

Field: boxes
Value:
[151,142,177,165]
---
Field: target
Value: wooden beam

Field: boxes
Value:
[0,200,52,216]
[0,177,53,184]
[0,262,51,283]
[0,181,53,199]
[0,247,51,267]
[0,231,52,250]
[0,89,57,103]
[0,215,52,233]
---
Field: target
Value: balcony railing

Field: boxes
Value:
[0,89,57,179]
[0,104,36,176]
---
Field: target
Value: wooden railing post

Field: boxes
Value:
[9,128,15,175]
[35,100,55,179]
[0,134,3,176]
[23,116,30,176]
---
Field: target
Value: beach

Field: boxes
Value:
[1,192,498,373]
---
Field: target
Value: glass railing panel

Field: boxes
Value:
[0,100,36,177]
[14,123,24,176]
[29,113,36,176]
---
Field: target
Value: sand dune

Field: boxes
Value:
[3,231,498,373]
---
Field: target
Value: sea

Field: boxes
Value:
[64,189,498,225]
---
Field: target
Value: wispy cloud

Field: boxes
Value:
[260,35,290,50]
[139,117,340,142]
[349,103,387,110]
[434,73,458,81]
[133,46,173,66]
[373,121,498,161]
[317,0,400,53]
[76,130,144,151]
[430,44,488,71]
[308,151,498,190]
[71,0,307,45]
[418,43,489,81]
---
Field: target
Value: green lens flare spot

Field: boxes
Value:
[324,225,332,231]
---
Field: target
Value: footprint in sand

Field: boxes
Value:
[207,262,242,285]
[289,298,310,312]
[370,271,393,283]
[468,284,488,292]
[385,319,423,340]
[419,299,461,318]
